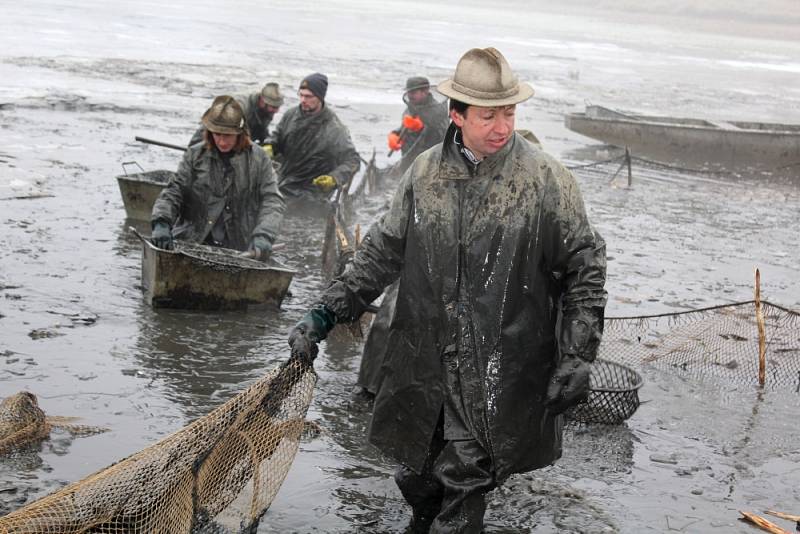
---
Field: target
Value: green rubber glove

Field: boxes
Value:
[288,304,337,364]
[151,221,173,250]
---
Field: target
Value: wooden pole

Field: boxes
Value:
[755,268,766,386]
[625,147,632,187]
[740,511,791,534]
[135,136,187,152]
[765,511,800,523]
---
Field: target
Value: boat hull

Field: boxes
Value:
[565,106,800,172]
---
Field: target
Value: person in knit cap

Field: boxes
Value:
[386,76,449,175]
[288,48,606,532]
[270,72,360,199]
[189,82,285,146]
[154,95,284,261]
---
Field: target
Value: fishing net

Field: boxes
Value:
[0,393,50,456]
[567,359,643,424]
[0,393,104,456]
[174,241,276,274]
[2,301,797,530]
[600,300,800,389]
[0,355,316,534]
[567,300,799,425]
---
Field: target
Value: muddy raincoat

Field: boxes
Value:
[151,143,284,251]
[321,125,606,481]
[272,105,360,198]
[395,94,449,174]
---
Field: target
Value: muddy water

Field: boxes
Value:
[1,1,799,532]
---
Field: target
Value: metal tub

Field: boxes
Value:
[136,232,295,310]
[117,169,173,221]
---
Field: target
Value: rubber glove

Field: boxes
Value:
[239,236,272,262]
[544,354,592,415]
[151,221,173,250]
[402,115,424,132]
[288,304,338,365]
[387,131,404,151]
[313,174,337,192]
[262,144,274,158]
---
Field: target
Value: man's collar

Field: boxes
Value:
[453,128,482,166]
[439,123,515,180]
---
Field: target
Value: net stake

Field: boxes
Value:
[755,268,766,386]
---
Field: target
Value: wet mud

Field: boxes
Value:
[1,1,799,532]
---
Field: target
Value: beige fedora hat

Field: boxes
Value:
[202,95,246,135]
[260,82,284,107]
[437,47,534,107]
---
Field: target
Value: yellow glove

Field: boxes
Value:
[262,144,274,158]
[312,174,337,192]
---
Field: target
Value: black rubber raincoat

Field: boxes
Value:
[272,105,360,198]
[151,143,284,251]
[321,125,606,481]
[395,94,449,174]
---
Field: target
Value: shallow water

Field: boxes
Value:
[1,1,799,532]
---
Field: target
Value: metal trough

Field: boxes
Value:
[134,229,295,310]
[117,169,172,221]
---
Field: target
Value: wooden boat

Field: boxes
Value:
[564,105,800,172]
[134,229,295,310]
[116,169,172,221]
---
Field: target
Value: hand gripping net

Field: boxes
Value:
[0,355,316,534]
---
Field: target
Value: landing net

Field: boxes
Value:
[0,355,316,534]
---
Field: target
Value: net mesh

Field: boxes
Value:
[600,300,800,389]
[567,359,643,424]
[174,242,274,274]
[0,393,50,456]
[0,393,106,456]
[0,355,316,534]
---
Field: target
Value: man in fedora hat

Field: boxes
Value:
[154,95,284,261]
[189,82,285,146]
[288,48,606,532]
[387,76,449,175]
[270,72,361,199]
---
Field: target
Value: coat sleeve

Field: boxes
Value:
[542,162,607,361]
[327,125,361,187]
[250,151,285,247]
[320,168,414,322]
[151,149,194,227]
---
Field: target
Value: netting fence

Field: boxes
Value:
[600,300,800,390]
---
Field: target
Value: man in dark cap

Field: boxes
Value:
[387,76,449,175]
[287,48,607,532]
[353,76,451,402]
[270,72,360,199]
[189,82,285,146]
